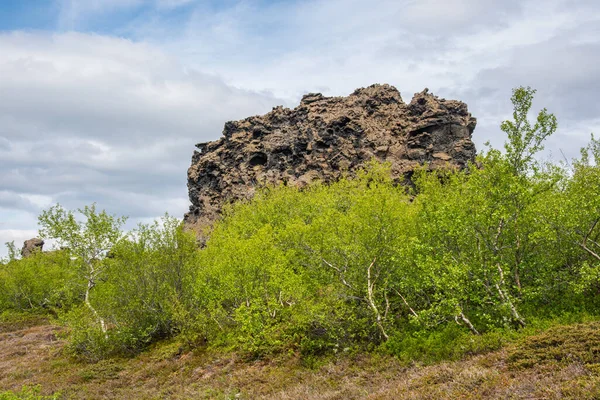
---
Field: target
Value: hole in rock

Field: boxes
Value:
[249,152,268,166]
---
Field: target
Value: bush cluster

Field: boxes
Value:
[2,87,600,362]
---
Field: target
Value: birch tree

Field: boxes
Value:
[38,203,127,338]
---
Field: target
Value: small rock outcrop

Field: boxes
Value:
[185,84,477,233]
[21,238,44,258]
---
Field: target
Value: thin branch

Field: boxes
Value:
[588,237,600,250]
[578,242,600,262]
[302,244,355,290]
[212,315,224,331]
[496,263,526,327]
[384,290,390,320]
[584,217,600,244]
[455,311,480,335]
[321,257,354,290]
[493,218,505,254]
[542,214,600,262]
[394,288,419,319]
[84,274,108,339]
[582,217,600,257]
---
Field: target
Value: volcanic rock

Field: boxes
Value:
[21,238,44,258]
[185,84,477,234]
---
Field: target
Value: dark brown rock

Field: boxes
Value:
[184,84,477,234]
[21,238,44,258]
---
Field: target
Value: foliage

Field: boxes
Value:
[195,163,420,356]
[0,386,60,400]
[501,86,557,175]
[560,134,600,295]
[508,321,600,369]
[385,325,507,365]
[38,203,127,261]
[4,86,600,364]
[2,241,20,263]
[62,215,201,360]
[38,203,127,341]
[0,250,79,313]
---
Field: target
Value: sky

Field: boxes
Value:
[1,0,599,256]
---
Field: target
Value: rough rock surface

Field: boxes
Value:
[185,84,477,233]
[21,238,44,258]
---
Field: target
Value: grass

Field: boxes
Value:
[508,321,600,368]
[0,385,61,400]
[0,311,50,334]
[2,317,600,399]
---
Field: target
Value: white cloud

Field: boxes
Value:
[57,0,144,30]
[154,0,599,164]
[0,192,52,212]
[0,230,39,257]
[155,0,194,10]
[147,0,540,99]
[0,31,281,257]
[2,0,600,257]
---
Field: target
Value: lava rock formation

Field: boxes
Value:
[185,84,477,234]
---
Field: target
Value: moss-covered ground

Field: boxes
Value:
[2,315,600,399]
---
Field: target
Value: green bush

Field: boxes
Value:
[0,250,80,313]
[0,385,60,400]
[196,163,418,356]
[386,326,507,364]
[63,215,201,359]
[508,321,600,369]
[12,86,600,364]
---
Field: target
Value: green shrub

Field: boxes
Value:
[61,215,201,359]
[0,385,60,400]
[508,321,600,369]
[385,325,507,365]
[0,250,80,314]
[17,86,600,365]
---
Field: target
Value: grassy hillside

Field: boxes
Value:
[2,316,600,399]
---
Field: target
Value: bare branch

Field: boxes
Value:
[84,278,108,339]
[578,242,600,262]
[493,218,505,254]
[581,218,600,259]
[384,290,390,320]
[302,244,355,290]
[496,263,526,327]
[585,217,600,243]
[321,257,355,290]
[455,311,480,335]
[394,288,419,319]
[366,257,388,340]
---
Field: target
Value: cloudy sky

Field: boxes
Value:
[1,0,599,256]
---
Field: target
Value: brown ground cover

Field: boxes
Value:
[2,318,600,399]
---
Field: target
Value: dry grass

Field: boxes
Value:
[2,319,600,399]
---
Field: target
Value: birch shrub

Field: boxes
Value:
[0,249,79,313]
[8,86,600,362]
[59,215,201,360]
[191,87,598,357]
[197,163,418,356]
